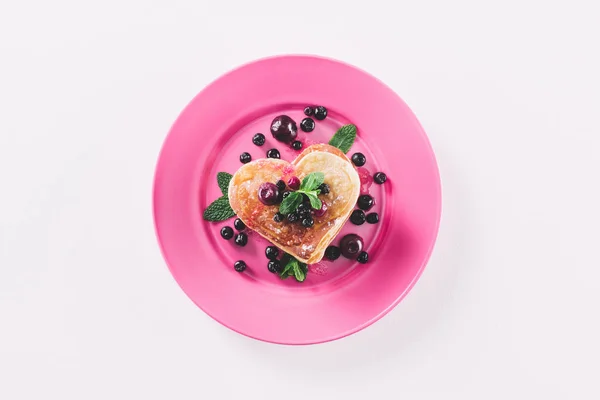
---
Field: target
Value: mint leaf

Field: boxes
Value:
[203,197,235,221]
[278,255,308,282]
[293,263,306,282]
[300,172,325,191]
[328,124,357,153]
[279,258,294,279]
[217,172,232,196]
[304,191,322,210]
[279,192,302,215]
[299,262,308,275]
[279,253,292,276]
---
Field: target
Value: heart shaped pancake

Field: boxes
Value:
[228,144,360,264]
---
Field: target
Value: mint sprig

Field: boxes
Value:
[300,172,325,191]
[279,192,303,215]
[278,172,324,214]
[202,197,235,221]
[217,172,232,196]
[278,254,308,282]
[203,172,236,221]
[328,124,357,153]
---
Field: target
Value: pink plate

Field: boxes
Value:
[153,55,441,344]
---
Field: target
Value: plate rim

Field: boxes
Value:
[152,54,442,345]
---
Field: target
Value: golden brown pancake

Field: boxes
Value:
[228,144,360,264]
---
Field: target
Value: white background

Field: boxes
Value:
[1,1,599,399]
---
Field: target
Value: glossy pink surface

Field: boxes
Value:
[153,55,441,344]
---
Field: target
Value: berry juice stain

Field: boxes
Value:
[357,167,373,194]
[309,262,328,276]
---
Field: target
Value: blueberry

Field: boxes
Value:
[268,259,282,273]
[303,106,314,116]
[374,172,387,184]
[265,246,279,260]
[270,115,298,143]
[252,133,265,146]
[258,182,280,205]
[273,212,284,223]
[287,212,299,223]
[318,183,330,195]
[351,152,366,167]
[220,226,234,240]
[282,191,291,199]
[314,106,327,120]
[299,210,312,219]
[276,180,286,191]
[350,209,366,225]
[234,218,246,231]
[324,246,341,261]
[234,232,248,247]
[266,148,280,159]
[291,140,303,150]
[357,194,374,211]
[240,152,252,164]
[300,118,315,132]
[356,251,369,264]
[339,234,364,259]
[234,260,247,272]
[366,213,379,224]
[297,203,308,213]
[301,218,314,228]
